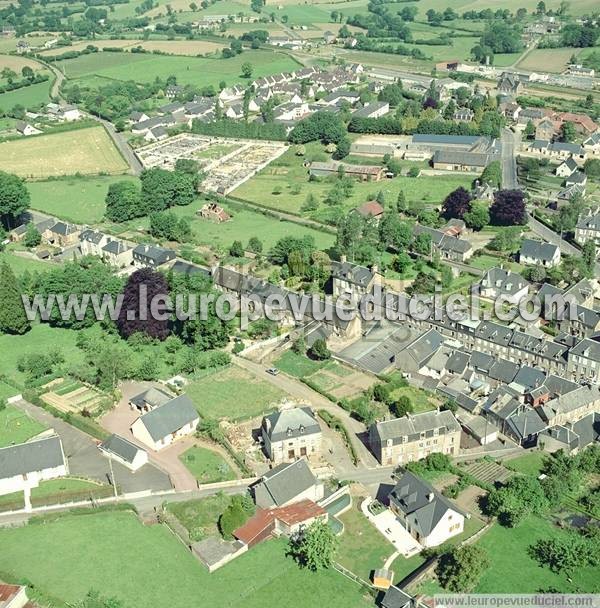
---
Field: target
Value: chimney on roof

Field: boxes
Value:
[371,264,378,275]
[340,254,347,263]
[427,492,434,502]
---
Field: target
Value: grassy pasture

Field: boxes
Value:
[38,40,136,56]
[0,250,55,275]
[179,446,236,484]
[0,54,45,72]
[28,175,138,223]
[0,79,52,111]
[0,511,372,607]
[170,198,335,251]
[0,126,129,178]
[57,49,300,90]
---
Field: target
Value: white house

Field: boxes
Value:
[519,238,561,268]
[99,434,148,472]
[261,406,322,464]
[479,267,530,305]
[16,121,42,136]
[388,471,465,548]
[556,156,578,177]
[0,435,67,497]
[60,105,83,121]
[130,394,199,451]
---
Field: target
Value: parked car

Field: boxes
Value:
[266,367,279,376]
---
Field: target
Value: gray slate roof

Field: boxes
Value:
[388,471,463,537]
[130,386,173,409]
[331,261,374,287]
[520,238,559,263]
[263,407,321,442]
[253,459,318,507]
[0,435,65,479]
[371,409,460,444]
[138,394,198,441]
[99,434,145,464]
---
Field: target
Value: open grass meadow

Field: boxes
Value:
[0,126,129,178]
[179,445,236,484]
[0,324,84,386]
[0,511,373,607]
[504,451,547,477]
[185,366,285,421]
[170,198,335,251]
[233,145,471,217]
[0,404,46,447]
[28,175,138,224]
[474,516,598,592]
[0,250,55,275]
[516,47,581,73]
[0,79,53,112]
[56,49,301,90]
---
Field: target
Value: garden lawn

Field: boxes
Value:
[337,503,395,581]
[166,494,230,540]
[179,446,236,484]
[474,516,598,592]
[30,477,106,499]
[505,451,546,477]
[185,366,284,420]
[0,511,372,607]
[0,405,46,447]
[28,175,138,224]
[0,324,84,386]
[274,350,327,378]
[233,146,471,217]
[57,50,300,90]
[389,386,439,414]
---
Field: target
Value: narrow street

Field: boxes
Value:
[501,127,520,190]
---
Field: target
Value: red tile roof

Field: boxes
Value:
[0,584,23,603]
[356,200,384,218]
[554,112,598,134]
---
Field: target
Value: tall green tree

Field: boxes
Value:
[289,520,338,571]
[436,546,490,592]
[0,171,30,229]
[0,262,30,334]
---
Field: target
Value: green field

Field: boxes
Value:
[474,516,598,592]
[0,250,55,275]
[185,366,285,421]
[28,175,138,224]
[179,446,236,484]
[30,477,106,499]
[0,324,84,385]
[388,385,439,414]
[0,511,372,607]
[0,79,53,112]
[57,50,301,90]
[170,198,335,251]
[273,350,328,378]
[233,145,472,217]
[0,404,46,447]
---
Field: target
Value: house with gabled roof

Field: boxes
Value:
[251,458,324,509]
[387,471,465,547]
[43,221,81,248]
[519,238,561,268]
[261,406,322,464]
[0,435,67,499]
[130,394,199,451]
[331,259,379,301]
[99,434,148,472]
[555,156,578,178]
[369,409,461,465]
[479,267,530,304]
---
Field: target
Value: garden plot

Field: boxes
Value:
[136,133,287,195]
[462,460,513,485]
[41,378,108,415]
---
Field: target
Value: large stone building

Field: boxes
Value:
[261,406,322,464]
[369,410,461,465]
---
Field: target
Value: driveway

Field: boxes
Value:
[13,400,172,493]
[99,381,198,491]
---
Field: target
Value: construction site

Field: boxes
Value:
[136,133,288,195]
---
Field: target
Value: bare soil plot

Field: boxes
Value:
[0,126,129,178]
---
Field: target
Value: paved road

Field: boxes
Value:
[527,213,580,256]
[501,128,520,190]
[14,400,172,494]
[232,356,380,471]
